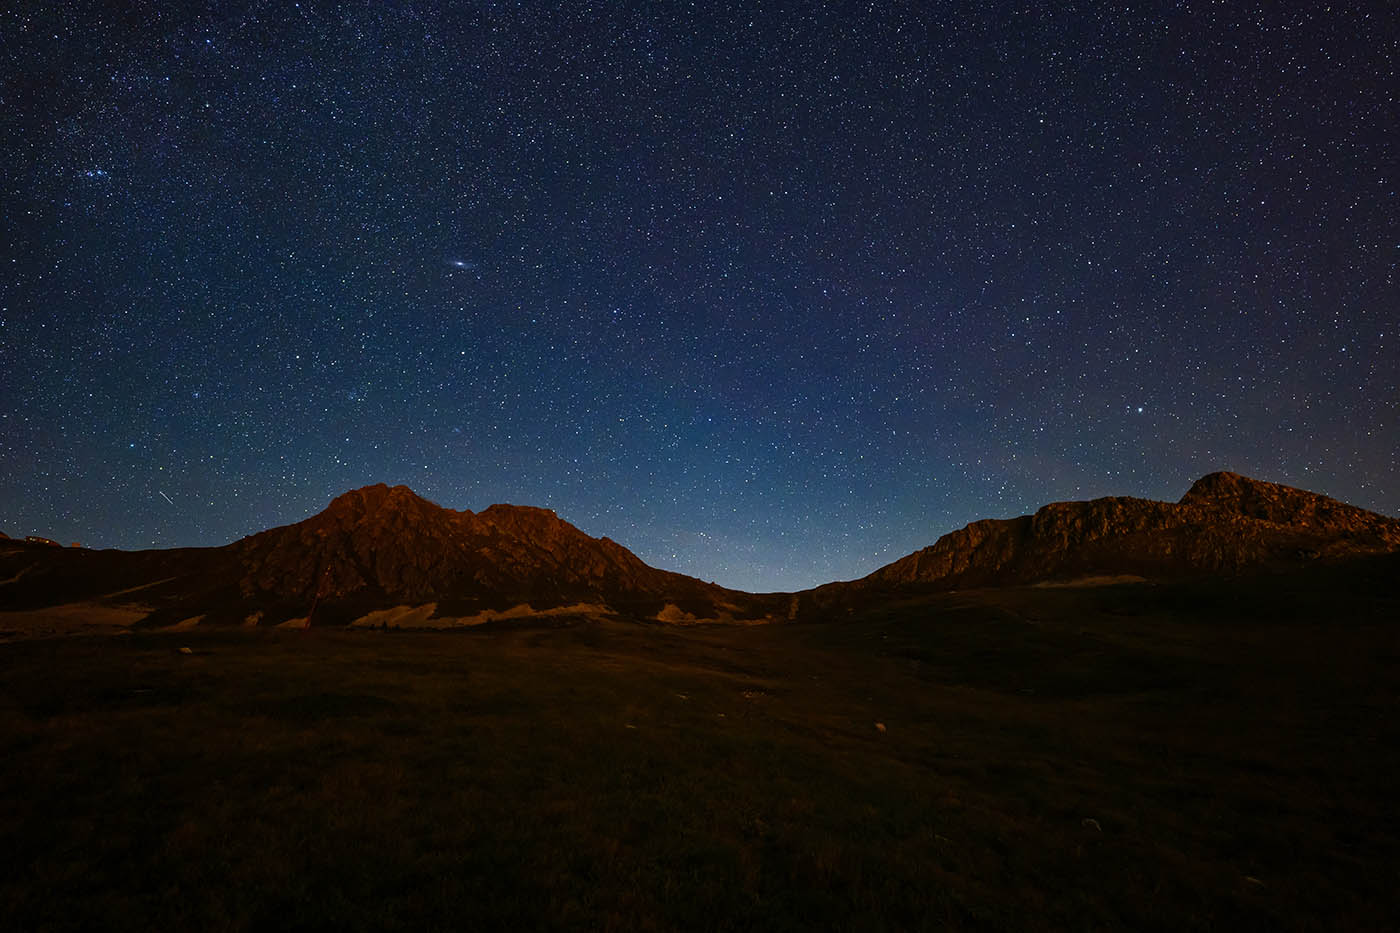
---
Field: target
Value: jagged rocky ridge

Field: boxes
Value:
[1,472,1397,629]
[810,472,1400,603]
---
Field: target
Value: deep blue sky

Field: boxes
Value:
[3,2,1396,591]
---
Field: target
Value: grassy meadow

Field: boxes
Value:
[1,561,1398,931]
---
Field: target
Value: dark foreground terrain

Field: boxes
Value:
[2,557,1397,931]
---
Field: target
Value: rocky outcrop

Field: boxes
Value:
[1177,471,1396,535]
[846,472,1400,594]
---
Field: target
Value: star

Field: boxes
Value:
[2,2,1393,591]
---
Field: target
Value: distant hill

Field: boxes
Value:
[230,484,770,621]
[0,485,783,629]
[3,473,1397,633]
[801,472,1400,612]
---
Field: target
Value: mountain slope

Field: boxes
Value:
[4,472,1397,633]
[813,472,1400,604]
[0,485,782,628]
[231,484,759,616]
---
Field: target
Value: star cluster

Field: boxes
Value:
[2,2,1395,591]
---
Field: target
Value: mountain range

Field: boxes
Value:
[2,471,1397,632]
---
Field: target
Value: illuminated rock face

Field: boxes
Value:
[856,472,1400,592]
[229,484,772,620]
[234,484,644,602]
[3,473,1396,628]
[0,484,782,626]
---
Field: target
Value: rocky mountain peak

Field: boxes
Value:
[842,472,1400,595]
[1179,470,1303,511]
[220,485,771,622]
[321,483,440,519]
[1179,471,1386,530]
[3,472,1394,629]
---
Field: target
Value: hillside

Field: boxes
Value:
[801,472,1400,612]
[0,485,783,630]
[3,472,1397,633]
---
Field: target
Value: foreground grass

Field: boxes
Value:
[2,568,1398,931]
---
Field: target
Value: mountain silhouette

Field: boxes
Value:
[804,472,1400,609]
[231,484,763,619]
[0,485,781,628]
[2,472,1397,631]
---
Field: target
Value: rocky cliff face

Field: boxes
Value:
[852,472,1400,593]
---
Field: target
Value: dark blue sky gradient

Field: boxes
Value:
[3,2,1396,590]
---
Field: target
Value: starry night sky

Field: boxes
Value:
[3,2,1396,592]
